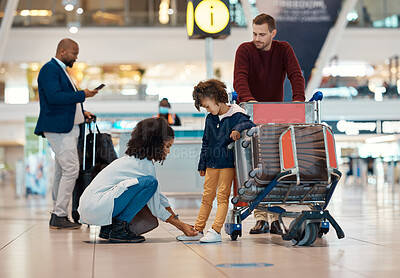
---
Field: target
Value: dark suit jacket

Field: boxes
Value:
[34,58,86,137]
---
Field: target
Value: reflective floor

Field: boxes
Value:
[1,178,400,278]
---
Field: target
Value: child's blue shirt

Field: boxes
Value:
[198,104,256,171]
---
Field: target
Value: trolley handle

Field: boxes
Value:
[309,91,323,102]
[309,91,323,124]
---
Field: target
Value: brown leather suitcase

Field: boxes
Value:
[129,205,159,235]
[235,123,335,204]
[251,124,329,183]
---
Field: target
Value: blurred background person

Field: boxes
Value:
[155,98,181,126]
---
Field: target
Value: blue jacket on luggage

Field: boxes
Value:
[34,58,86,137]
[198,104,255,171]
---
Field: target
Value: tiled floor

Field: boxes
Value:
[1,178,400,278]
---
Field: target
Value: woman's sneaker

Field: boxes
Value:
[176,231,203,241]
[200,228,221,243]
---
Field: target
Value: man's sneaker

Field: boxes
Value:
[176,231,203,241]
[49,213,81,230]
[200,228,222,243]
[99,224,113,239]
[270,220,283,235]
[249,220,269,234]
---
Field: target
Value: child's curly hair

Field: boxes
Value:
[192,79,228,111]
[125,118,174,162]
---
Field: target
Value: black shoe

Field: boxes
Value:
[109,218,145,243]
[99,224,113,239]
[49,213,56,226]
[249,220,269,234]
[49,213,81,230]
[72,211,80,224]
[270,220,283,235]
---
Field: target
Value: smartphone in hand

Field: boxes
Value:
[95,84,105,90]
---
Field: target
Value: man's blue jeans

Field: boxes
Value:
[112,176,158,223]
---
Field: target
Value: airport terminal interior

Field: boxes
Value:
[1,0,400,277]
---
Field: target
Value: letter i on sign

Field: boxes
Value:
[210,6,214,26]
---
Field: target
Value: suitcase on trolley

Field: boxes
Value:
[225,92,345,245]
[227,123,344,245]
[239,123,337,202]
[251,124,328,182]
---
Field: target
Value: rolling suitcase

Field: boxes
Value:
[72,120,118,223]
[72,121,98,223]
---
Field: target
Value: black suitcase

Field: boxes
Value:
[72,121,117,223]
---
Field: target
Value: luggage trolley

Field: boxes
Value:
[225,92,345,246]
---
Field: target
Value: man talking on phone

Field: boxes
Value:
[34,38,99,229]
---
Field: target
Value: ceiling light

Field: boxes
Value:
[20,10,30,16]
[30,63,40,71]
[159,0,170,24]
[65,4,74,11]
[119,65,133,71]
[76,8,83,14]
[67,22,80,33]
[20,10,52,17]
[69,26,79,33]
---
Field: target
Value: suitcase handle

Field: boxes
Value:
[82,120,97,171]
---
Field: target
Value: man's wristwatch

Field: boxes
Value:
[174,214,179,220]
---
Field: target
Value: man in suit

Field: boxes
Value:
[35,38,99,229]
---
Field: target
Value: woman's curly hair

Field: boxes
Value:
[192,79,228,111]
[125,118,174,162]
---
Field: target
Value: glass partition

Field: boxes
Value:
[7,0,252,28]
[347,0,400,28]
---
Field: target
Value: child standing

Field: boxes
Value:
[177,79,255,243]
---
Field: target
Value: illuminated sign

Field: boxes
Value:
[325,120,400,135]
[186,1,194,36]
[336,120,377,135]
[382,121,400,134]
[186,0,230,39]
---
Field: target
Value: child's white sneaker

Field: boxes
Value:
[200,228,222,243]
[176,231,203,241]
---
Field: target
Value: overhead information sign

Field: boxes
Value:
[186,0,230,39]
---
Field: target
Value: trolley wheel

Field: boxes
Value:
[291,223,318,246]
[318,226,329,238]
[230,230,241,241]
